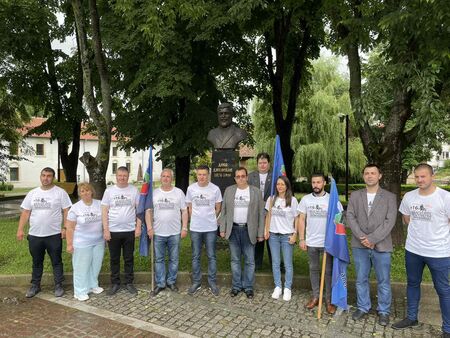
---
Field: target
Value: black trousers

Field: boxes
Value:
[108,231,135,285]
[28,234,64,285]
[254,239,273,268]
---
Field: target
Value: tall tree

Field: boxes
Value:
[235,0,325,180]
[0,0,84,182]
[326,0,450,244]
[72,0,112,197]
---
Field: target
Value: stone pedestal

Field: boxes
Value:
[211,150,239,196]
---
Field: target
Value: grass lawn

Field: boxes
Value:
[0,217,431,282]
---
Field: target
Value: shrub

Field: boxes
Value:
[0,183,14,191]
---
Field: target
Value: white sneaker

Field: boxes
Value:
[74,294,89,301]
[271,287,282,299]
[283,288,291,301]
[89,287,104,294]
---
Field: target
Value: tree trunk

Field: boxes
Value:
[72,0,112,198]
[175,155,190,194]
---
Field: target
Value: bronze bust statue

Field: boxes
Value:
[207,102,248,150]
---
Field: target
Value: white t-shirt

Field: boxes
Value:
[186,182,222,232]
[67,199,104,248]
[298,193,330,247]
[259,173,268,198]
[367,192,376,213]
[265,197,299,234]
[153,187,187,236]
[233,187,250,224]
[101,184,139,232]
[21,186,72,237]
[399,187,450,258]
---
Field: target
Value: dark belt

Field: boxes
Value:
[233,222,247,227]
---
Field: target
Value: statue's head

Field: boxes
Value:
[217,102,234,128]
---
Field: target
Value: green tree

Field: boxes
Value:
[326,0,450,244]
[253,56,366,181]
[0,0,85,182]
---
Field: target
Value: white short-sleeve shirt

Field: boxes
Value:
[399,187,450,258]
[153,187,187,237]
[298,193,330,247]
[21,186,72,237]
[67,199,104,248]
[101,184,139,232]
[265,196,299,234]
[233,187,250,224]
[186,182,222,232]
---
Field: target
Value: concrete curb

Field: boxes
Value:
[0,271,437,298]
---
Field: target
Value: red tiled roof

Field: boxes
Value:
[239,144,255,158]
[21,117,118,141]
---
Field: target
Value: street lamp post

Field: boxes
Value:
[339,114,349,202]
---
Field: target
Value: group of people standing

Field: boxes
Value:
[17,157,449,337]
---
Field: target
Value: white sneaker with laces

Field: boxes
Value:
[271,287,282,299]
[75,294,89,301]
[89,287,104,294]
[283,288,291,301]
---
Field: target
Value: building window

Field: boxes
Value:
[112,162,118,174]
[10,167,19,181]
[112,147,118,157]
[36,143,44,156]
[126,149,131,157]
[126,162,131,172]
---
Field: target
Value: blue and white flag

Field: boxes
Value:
[137,146,153,256]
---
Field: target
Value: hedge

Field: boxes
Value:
[0,183,14,191]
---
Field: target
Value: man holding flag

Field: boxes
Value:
[346,164,397,326]
[323,177,350,315]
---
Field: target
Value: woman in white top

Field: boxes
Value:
[265,176,299,301]
[66,183,105,301]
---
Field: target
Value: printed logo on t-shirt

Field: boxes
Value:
[32,197,52,210]
[307,204,327,218]
[81,211,101,223]
[410,203,432,222]
[192,194,211,207]
[234,195,250,208]
[112,194,133,207]
[271,205,286,217]
[156,197,176,210]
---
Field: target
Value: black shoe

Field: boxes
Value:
[26,284,41,298]
[230,289,240,297]
[187,283,201,295]
[378,314,390,326]
[391,318,419,330]
[167,284,178,292]
[209,284,220,296]
[150,286,165,297]
[352,309,367,321]
[54,283,64,297]
[126,284,138,294]
[108,284,121,296]
[245,290,254,299]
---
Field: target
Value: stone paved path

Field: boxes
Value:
[21,284,443,337]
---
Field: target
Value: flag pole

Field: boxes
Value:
[317,252,327,319]
[150,236,154,292]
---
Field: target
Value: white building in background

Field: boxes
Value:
[7,117,162,188]
[429,143,450,169]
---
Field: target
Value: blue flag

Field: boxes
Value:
[270,135,286,197]
[324,178,350,310]
[137,146,153,256]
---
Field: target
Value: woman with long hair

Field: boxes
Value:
[264,176,299,301]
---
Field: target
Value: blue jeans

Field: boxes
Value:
[229,225,255,291]
[406,250,450,333]
[353,247,391,315]
[190,230,217,286]
[268,233,294,289]
[154,234,181,288]
[72,242,105,297]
